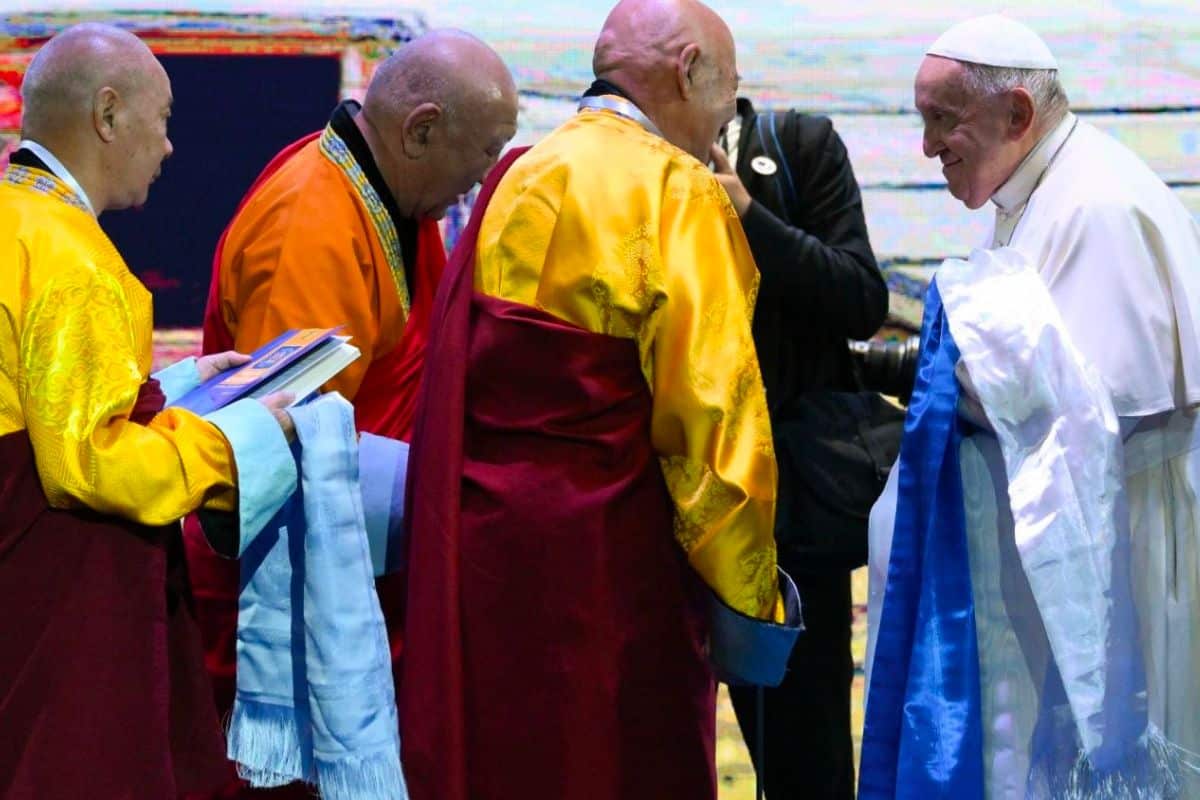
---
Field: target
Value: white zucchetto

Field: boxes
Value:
[926,14,1057,70]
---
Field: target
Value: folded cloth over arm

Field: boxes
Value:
[196,427,409,578]
[226,393,405,800]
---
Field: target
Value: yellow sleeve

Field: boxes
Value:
[642,164,781,621]
[21,267,238,526]
[227,200,379,400]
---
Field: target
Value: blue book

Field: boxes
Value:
[170,327,360,416]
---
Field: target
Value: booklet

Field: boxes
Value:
[170,327,361,416]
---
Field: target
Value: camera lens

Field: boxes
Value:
[849,337,919,402]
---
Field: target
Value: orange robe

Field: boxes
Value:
[183,114,445,799]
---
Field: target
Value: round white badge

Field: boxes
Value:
[751,156,778,176]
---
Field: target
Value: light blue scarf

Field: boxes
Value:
[227,393,406,800]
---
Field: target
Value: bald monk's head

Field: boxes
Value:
[357,29,519,220]
[593,0,737,162]
[21,23,173,213]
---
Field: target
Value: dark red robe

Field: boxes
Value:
[400,148,718,800]
[0,380,228,799]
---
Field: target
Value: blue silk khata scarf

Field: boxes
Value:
[858,278,984,800]
[227,394,406,800]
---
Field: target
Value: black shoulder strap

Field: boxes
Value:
[753,109,800,219]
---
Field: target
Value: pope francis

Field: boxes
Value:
[863,14,1200,800]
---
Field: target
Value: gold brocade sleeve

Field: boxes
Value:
[473,114,781,621]
[642,163,781,621]
[21,267,237,526]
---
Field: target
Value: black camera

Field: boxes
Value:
[849,337,920,404]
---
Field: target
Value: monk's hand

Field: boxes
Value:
[709,142,752,217]
[197,350,252,382]
[259,392,296,443]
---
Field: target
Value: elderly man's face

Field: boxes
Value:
[108,60,174,210]
[698,43,738,150]
[914,56,1019,210]
[417,90,518,220]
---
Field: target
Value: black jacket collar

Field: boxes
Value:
[8,147,53,175]
[582,78,633,100]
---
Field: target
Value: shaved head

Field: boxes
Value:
[357,29,519,220]
[22,23,160,142]
[594,0,731,91]
[592,0,737,161]
[365,29,515,131]
[20,23,173,212]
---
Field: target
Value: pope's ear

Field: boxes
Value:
[1008,87,1036,140]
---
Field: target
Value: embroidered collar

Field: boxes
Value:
[318,120,411,317]
[577,94,664,139]
[991,112,1077,215]
[2,162,92,214]
[16,139,96,215]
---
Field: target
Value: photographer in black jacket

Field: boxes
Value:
[711,97,887,799]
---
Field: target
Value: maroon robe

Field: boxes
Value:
[0,380,227,798]
[400,148,718,800]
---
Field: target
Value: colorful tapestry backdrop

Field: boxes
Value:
[2,5,1199,795]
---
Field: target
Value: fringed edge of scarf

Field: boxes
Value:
[315,752,408,800]
[1035,725,1200,800]
[227,698,312,788]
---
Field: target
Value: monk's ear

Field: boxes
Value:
[401,102,443,158]
[94,86,119,143]
[1007,87,1036,141]
[676,43,701,100]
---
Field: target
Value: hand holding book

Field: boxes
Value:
[195,349,298,440]
[171,329,361,425]
[197,350,252,381]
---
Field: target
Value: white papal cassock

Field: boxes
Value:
[866,112,1200,798]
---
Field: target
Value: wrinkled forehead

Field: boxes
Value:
[914,55,971,110]
[457,90,517,145]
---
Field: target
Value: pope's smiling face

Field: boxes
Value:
[914,55,1026,210]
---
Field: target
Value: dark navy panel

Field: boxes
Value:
[102,54,340,327]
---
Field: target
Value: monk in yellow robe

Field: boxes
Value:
[0,24,295,799]
[182,31,519,799]
[400,2,801,799]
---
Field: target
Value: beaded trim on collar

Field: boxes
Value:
[2,164,91,214]
[317,124,410,317]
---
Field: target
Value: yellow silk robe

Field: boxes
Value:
[0,165,237,524]
[475,108,780,620]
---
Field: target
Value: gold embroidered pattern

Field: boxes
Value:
[3,165,90,213]
[745,273,761,322]
[739,543,780,619]
[22,268,141,497]
[725,358,775,457]
[668,161,739,220]
[318,126,410,317]
[591,222,664,338]
[659,454,746,553]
